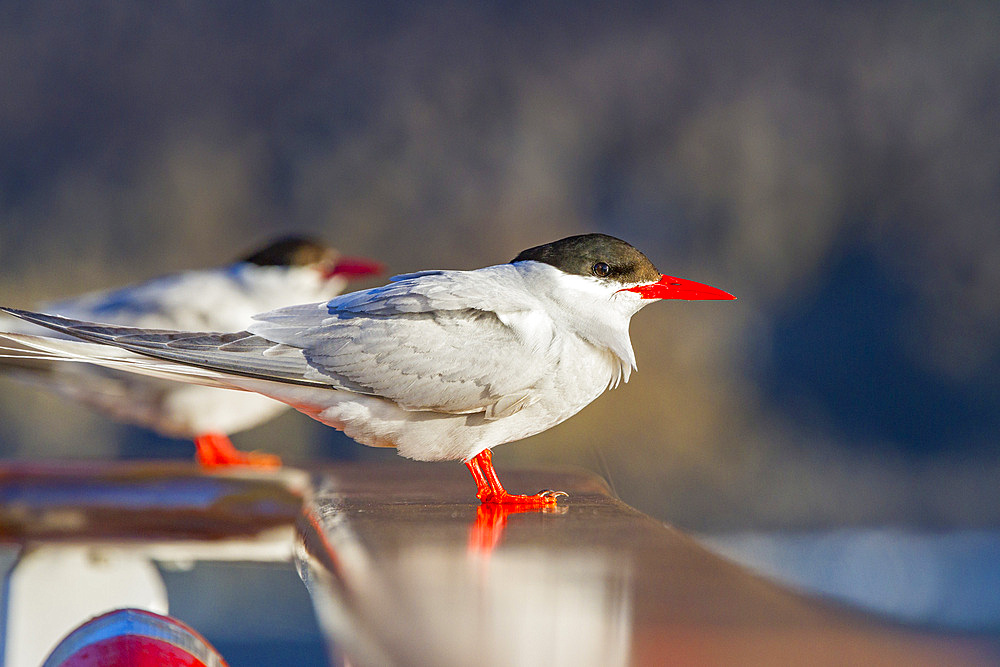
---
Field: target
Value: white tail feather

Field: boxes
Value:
[0,333,250,392]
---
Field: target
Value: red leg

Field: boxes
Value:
[464,454,495,502]
[464,448,566,507]
[193,432,282,468]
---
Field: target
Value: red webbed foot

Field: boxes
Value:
[194,432,282,468]
[464,448,567,508]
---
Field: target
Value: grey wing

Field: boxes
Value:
[320,265,530,316]
[42,273,192,323]
[252,266,555,416]
[0,308,324,389]
[295,309,549,415]
[40,268,252,331]
[4,272,554,418]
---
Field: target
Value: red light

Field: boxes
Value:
[44,608,228,667]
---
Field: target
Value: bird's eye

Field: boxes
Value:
[592,262,611,277]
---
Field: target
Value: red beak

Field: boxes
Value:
[325,257,384,280]
[622,274,736,300]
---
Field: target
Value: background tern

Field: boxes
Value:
[1,234,734,505]
[0,235,382,467]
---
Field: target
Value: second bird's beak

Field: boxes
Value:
[325,257,384,280]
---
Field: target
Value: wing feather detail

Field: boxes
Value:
[249,266,557,414]
[3,264,558,417]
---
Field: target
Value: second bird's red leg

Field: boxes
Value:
[193,432,282,468]
[464,448,565,507]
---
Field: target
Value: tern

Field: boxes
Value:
[0,235,382,467]
[1,234,734,505]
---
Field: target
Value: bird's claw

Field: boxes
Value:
[532,489,569,510]
[476,489,568,508]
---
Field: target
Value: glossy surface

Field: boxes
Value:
[0,462,305,541]
[298,463,996,667]
[0,462,996,666]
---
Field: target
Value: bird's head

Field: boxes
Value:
[512,233,735,308]
[240,235,383,284]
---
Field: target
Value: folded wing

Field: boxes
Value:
[2,266,556,418]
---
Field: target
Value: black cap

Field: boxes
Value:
[512,234,661,283]
[240,236,333,268]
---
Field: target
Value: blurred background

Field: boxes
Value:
[1,0,999,640]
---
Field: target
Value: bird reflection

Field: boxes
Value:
[298,493,633,666]
[467,502,568,556]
